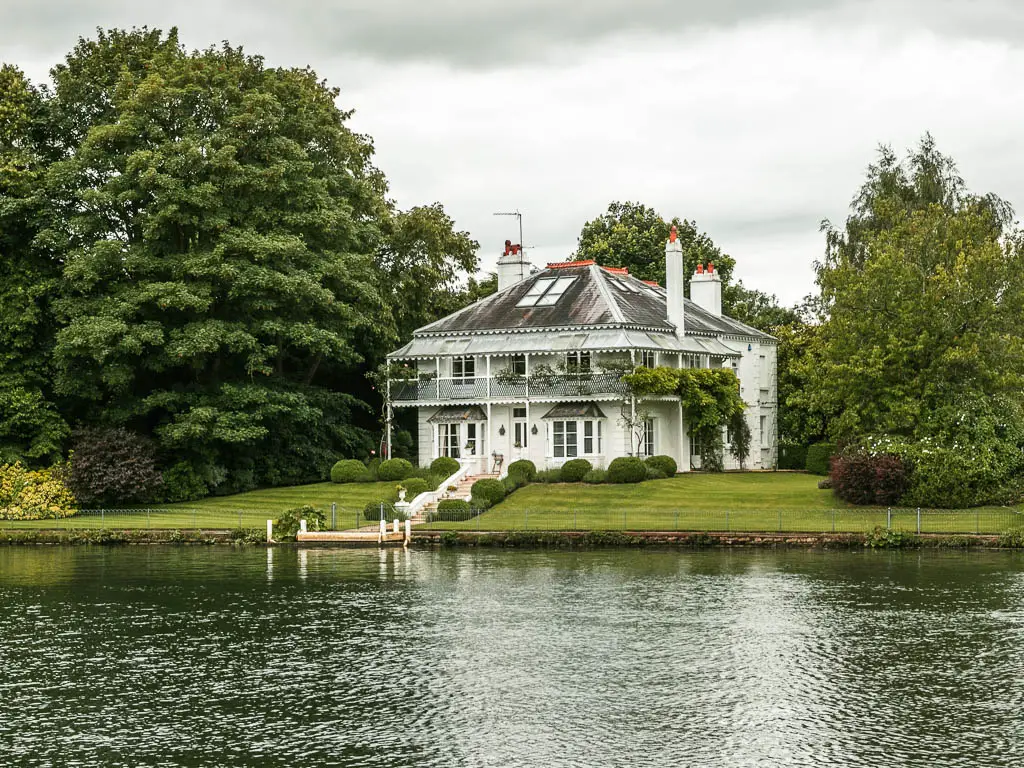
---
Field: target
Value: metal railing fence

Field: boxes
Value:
[0,506,373,531]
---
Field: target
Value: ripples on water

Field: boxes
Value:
[1,547,1023,767]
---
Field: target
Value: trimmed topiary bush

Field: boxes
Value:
[471,478,506,507]
[560,458,593,483]
[644,455,677,477]
[430,456,460,478]
[645,467,667,480]
[377,458,414,481]
[331,459,371,484]
[607,456,647,484]
[507,459,537,483]
[534,468,562,483]
[831,452,909,506]
[433,499,477,522]
[805,443,836,476]
[583,469,607,484]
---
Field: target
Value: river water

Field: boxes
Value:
[1,546,1022,767]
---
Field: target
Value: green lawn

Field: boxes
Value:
[422,473,1023,535]
[5,473,1022,534]
[2,482,395,530]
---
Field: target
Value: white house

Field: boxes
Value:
[386,229,777,475]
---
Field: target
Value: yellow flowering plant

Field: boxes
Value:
[0,463,78,520]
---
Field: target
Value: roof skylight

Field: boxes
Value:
[517,276,577,307]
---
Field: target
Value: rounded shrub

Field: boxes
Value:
[503,474,525,494]
[644,454,677,477]
[583,469,607,484]
[805,443,836,476]
[471,478,506,507]
[560,458,593,483]
[377,458,414,481]
[273,505,326,541]
[430,456,460,478]
[434,499,475,522]
[507,459,537,483]
[363,500,397,521]
[607,456,647,484]
[331,459,370,484]
[831,452,909,506]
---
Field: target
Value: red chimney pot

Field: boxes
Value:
[708,262,714,274]
[696,263,704,274]
[669,225,678,243]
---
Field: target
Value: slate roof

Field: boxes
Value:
[413,262,772,340]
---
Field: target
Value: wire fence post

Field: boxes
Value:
[725,509,730,533]
[147,508,151,529]
[623,508,627,531]
[831,508,835,533]
[101,508,105,528]
[674,509,679,531]
[331,503,337,531]
[573,509,577,531]
[917,507,921,535]
[975,509,979,535]
[193,508,197,529]
[524,509,529,530]
[778,509,782,533]
[887,508,892,529]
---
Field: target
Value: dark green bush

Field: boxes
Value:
[645,467,668,480]
[471,478,506,507]
[273,505,326,541]
[162,461,209,502]
[607,456,647,484]
[534,468,561,483]
[583,469,607,484]
[644,455,677,476]
[363,500,401,521]
[433,499,477,522]
[331,459,371,484]
[430,456,460,478]
[503,475,524,494]
[560,459,593,483]
[805,443,836,475]
[507,459,537,482]
[377,458,414,481]
[778,443,808,471]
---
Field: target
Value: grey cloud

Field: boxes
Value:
[5,0,1024,71]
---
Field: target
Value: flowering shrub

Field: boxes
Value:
[0,463,78,520]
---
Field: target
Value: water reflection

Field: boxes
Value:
[0,548,1022,767]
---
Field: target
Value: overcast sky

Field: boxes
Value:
[5,0,1024,305]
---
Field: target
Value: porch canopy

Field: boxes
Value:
[427,406,488,424]
[541,402,607,420]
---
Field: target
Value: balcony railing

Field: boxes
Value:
[391,373,629,402]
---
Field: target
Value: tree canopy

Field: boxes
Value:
[0,28,481,497]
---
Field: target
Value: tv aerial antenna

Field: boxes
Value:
[493,210,524,252]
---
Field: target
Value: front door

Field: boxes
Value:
[512,407,528,459]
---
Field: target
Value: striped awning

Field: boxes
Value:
[427,406,488,424]
[541,402,607,419]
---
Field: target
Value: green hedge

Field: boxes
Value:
[430,456,460,478]
[396,477,431,500]
[432,499,479,522]
[377,458,414,481]
[644,455,677,476]
[607,456,647,484]
[805,443,836,475]
[471,478,506,507]
[583,469,607,484]
[560,459,593,483]
[330,459,371,484]
[363,500,401,521]
[507,459,537,482]
[777,443,808,471]
[273,505,326,540]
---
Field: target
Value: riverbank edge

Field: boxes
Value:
[1,527,1020,549]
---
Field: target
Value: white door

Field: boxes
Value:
[512,407,528,460]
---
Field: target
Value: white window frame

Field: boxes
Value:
[565,351,591,373]
[640,350,656,368]
[550,419,604,458]
[642,418,655,457]
[451,356,475,380]
[439,423,461,458]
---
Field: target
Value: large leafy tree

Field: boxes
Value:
[811,136,1024,440]
[0,64,68,463]
[573,201,736,291]
[41,29,391,488]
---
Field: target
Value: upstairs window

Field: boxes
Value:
[565,351,591,373]
[517,277,577,307]
[510,354,526,376]
[451,356,475,380]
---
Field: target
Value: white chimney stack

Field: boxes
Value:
[690,261,722,317]
[665,225,684,338]
[497,239,530,291]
